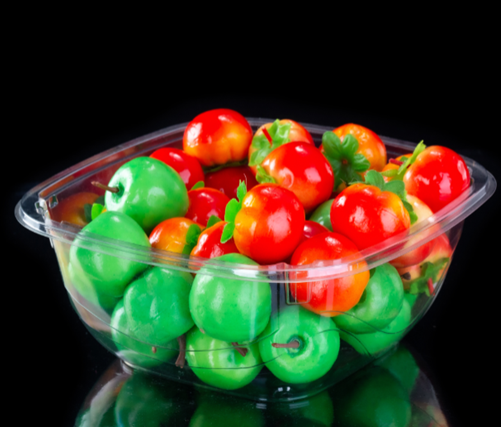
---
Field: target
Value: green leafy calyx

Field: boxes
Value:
[249,119,291,167]
[391,141,427,181]
[408,258,449,296]
[191,181,204,191]
[221,181,247,243]
[206,215,222,228]
[183,224,202,254]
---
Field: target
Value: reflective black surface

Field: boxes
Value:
[8,84,499,426]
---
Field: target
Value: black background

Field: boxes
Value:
[7,50,500,426]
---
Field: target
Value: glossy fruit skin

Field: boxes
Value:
[50,192,99,226]
[340,298,412,356]
[149,217,202,254]
[330,183,411,251]
[68,211,150,310]
[190,221,239,259]
[105,157,188,233]
[183,109,253,167]
[403,145,470,213]
[308,199,334,231]
[298,220,329,246]
[334,263,404,334]
[258,305,340,384]
[248,119,314,175]
[205,165,258,199]
[111,300,178,368]
[234,184,305,264]
[150,147,204,190]
[123,267,194,345]
[189,253,271,343]
[333,123,387,171]
[290,232,370,316]
[185,187,230,227]
[260,142,334,213]
[389,195,436,268]
[186,327,263,390]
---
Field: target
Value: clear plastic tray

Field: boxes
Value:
[15,119,496,402]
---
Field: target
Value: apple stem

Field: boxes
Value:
[389,158,404,166]
[92,181,119,193]
[175,334,187,368]
[200,328,205,334]
[427,278,435,296]
[231,342,248,357]
[272,340,300,349]
[151,346,157,354]
[262,127,273,144]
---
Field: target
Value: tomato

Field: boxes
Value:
[205,165,258,199]
[259,141,334,213]
[233,184,305,264]
[330,183,410,251]
[50,192,100,226]
[332,123,387,171]
[403,146,470,213]
[183,109,253,167]
[248,119,314,175]
[389,195,436,268]
[299,220,330,246]
[185,187,230,227]
[190,221,239,259]
[149,217,202,255]
[381,153,413,182]
[290,232,370,316]
[150,147,204,190]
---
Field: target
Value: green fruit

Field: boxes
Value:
[271,391,334,427]
[105,156,188,233]
[335,264,404,334]
[189,253,271,343]
[111,300,178,368]
[309,199,333,231]
[186,327,263,390]
[258,305,340,384]
[376,345,420,396]
[69,211,150,311]
[123,267,194,345]
[340,298,412,356]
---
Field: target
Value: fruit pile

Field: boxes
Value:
[54,109,470,390]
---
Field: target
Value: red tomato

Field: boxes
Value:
[333,123,387,171]
[190,221,239,259]
[248,119,314,175]
[50,192,100,227]
[183,109,253,167]
[234,184,305,264]
[299,221,330,246]
[330,183,411,251]
[389,195,436,268]
[185,187,230,227]
[149,217,202,254]
[150,147,204,190]
[260,142,334,213]
[290,232,370,316]
[403,146,470,213]
[204,165,258,199]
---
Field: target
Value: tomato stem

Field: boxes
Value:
[389,159,404,166]
[262,127,273,144]
[175,334,187,368]
[427,278,435,296]
[231,342,248,357]
[91,181,119,193]
[272,340,300,349]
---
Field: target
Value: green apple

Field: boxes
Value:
[105,156,188,233]
[258,305,340,384]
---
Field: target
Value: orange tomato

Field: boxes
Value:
[149,217,202,255]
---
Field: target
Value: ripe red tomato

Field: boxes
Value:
[205,165,258,199]
[150,147,204,190]
[332,123,387,172]
[330,183,410,251]
[190,221,239,259]
[183,109,253,167]
[233,184,305,264]
[299,220,330,246]
[403,146,470,213]
[149,217,202,254]
[185,187,230,227]
[290,232,370,316]
[260,142,334,213]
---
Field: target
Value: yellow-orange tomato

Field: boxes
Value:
[333,123,387,171]
[149,217,202,255]
[50,192,100,227]
[183,109,253,167]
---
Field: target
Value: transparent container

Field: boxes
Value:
[15,119,496,402]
